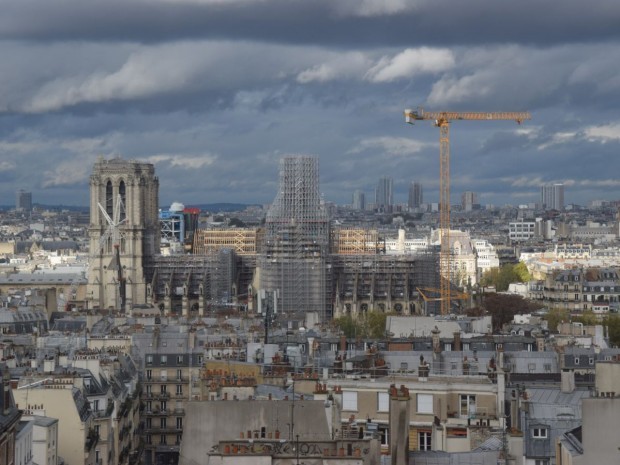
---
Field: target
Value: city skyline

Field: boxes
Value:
[1,1,620,208]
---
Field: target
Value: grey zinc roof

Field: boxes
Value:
[31,415,59,427]
[0,272,86,284]
[525,387,590,411]
[409,450,500,465]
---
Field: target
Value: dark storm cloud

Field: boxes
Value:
[1,0,620,207]
[1,0,620,47]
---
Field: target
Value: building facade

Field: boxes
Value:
[375,176,393,212]
[408,182,423,211]
[461,191,478,212]
[87,157,160,311]
[352,190,366,211]
[541,183,564,211]
[15,191,32,212]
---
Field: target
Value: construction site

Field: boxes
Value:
[137,156,447,321]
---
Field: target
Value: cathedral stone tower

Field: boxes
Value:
[87,157,160,311]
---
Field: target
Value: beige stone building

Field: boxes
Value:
[296,373,504,455]
[24,416,58,465]
[557,361,620,464]
[87,157,160,311]
[14,378,99,465]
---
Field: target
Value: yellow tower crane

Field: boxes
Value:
[404,108,531,315]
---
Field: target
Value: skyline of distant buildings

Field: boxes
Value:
[350,178,574,212]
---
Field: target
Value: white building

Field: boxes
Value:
[541,183,565,210]
[509,220,536,241]
[27,416,58,465]
[15,420,34,465]
[473,239,500,275]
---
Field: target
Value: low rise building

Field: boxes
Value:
[24,416,58,465]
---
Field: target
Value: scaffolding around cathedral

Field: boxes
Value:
[260,156,331,320]
[331,247,440,317]
[144,252,244,316]
[193,228,262,255]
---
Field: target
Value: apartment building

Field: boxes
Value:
[556,361,620,464]
[24,417,58,465]
[0,364,21,465]
[13,375,98,465]
[315,374,504,454]
[141,343,203,465]
[14,420,33,465]
[509,220,536,242]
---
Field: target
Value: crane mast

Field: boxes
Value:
[404,108,531,315]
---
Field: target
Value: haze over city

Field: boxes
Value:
[1,0,620,207]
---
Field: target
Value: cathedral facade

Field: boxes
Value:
[87,157,160,310]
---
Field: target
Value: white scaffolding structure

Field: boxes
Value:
[260,156,331,320]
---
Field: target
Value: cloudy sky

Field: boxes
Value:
[1,0,620,208]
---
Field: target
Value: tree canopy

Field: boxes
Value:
[482,293,543,331]
[332,311,389,339]
[480,262,531,292]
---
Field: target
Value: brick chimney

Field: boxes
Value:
[389,384,410,465]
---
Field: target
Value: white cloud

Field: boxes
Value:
[297,53,370,83]
[427,73,492,106]
[583,123,620,142]
[0,161,15,172]
[144,154,218,169]
[332,0,421,17]
[0,141,44,154]
[25,45,208,112]
[506,176,545,188]
[537,131,577,150]
[575,179,620,187]
[365,48,455,83]
[42,157,94,187]
[348,136,430,156]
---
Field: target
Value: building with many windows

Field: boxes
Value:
[375,176,393,212]
[133,328,204,465]
[408,182,423,211]
[352,190,366,211]
[15,190,32,212]
[541,183,564,211]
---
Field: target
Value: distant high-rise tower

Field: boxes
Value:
[541,183,564,210]
[461,191,478,212]
[408,182,423,210]
[15,190,32,212]
[375,176,393,212]
[260,156,331,320]
[87,157,160,311]
[352,190,366,211]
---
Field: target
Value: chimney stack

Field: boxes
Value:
[389,384,410,465]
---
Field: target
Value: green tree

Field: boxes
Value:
[573,311,598,326]
[513,262,531,282]
[483,293,543,331]
[481,262,531,292]
[603,315,620,347]
[332,314,358,338]
[544,307,571,332]
[365,311,388,339]
[332,311,389,339]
